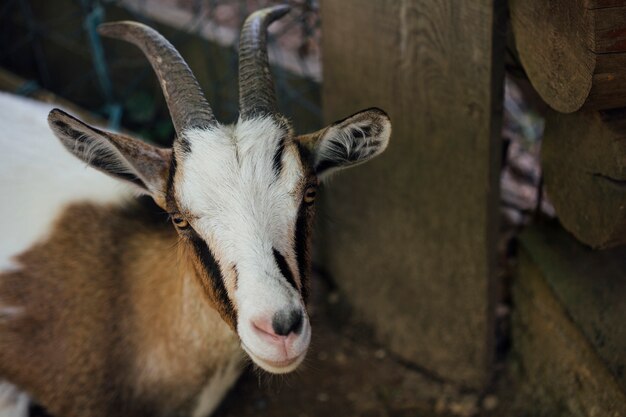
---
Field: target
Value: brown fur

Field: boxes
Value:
[0,198,240,417]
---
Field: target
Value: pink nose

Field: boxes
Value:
[252,309,304,343]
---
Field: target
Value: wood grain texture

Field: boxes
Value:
[542,107,626,248]
[520,223,626,394]
[510,0,594,113]
[318,0,504,387]
[512,0,626,112]
[593,7,626,53]
[585,0,626,9]
[587,53,626,109]
[513,228,626,415]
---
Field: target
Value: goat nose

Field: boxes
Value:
[272,309,303,336]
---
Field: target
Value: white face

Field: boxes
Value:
[173,116,314,373]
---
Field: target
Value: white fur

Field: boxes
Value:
[0,92,134,272]
[191,355,242,417]
[315,116,391,179]
[176,117,311,372]
[0,381,29,417]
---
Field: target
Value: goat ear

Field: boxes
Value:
[298,108,391,180]
[48,109,171,205]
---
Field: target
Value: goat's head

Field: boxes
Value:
[46,6,390,374]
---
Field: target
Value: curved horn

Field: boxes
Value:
[98,21,216,136]
[238,5,290,120]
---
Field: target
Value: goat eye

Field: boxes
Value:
[303,186,317,205]
[172,216,189,229]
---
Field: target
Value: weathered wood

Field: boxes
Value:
[593,7,626,53]
[513,223,626,415]
[587,54,626,109]
[511,0,626,112]
[542,107,626,248]
[319,0,504,387]
[585,0,626,9]
[521,223,626,392]
[510,0,593,113]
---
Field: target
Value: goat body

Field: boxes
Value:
[0,92,242,417]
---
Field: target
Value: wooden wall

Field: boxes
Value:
[319,0,506,387]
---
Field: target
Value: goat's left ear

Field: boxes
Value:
[48,109,171,207]
[298,108,391,180]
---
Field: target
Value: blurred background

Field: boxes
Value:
[0,0,321,143]
[2,1,625,417]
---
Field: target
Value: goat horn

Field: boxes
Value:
[238,5,290,120]
[98,21,216,137]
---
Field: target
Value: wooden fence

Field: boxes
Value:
[320,2,626,415]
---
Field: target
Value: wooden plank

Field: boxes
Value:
[510,0,595,113]
[587,53,626,109]
[513,230,626,415]
[585,0,626,9]
[541,107,626,248]
[520,223,626,392]
[319,0,504,387]
[593,6,626,53]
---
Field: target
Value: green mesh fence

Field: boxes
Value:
[0,0,321,145]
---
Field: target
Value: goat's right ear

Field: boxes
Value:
[297,108,391,181]
[48,109,171,206]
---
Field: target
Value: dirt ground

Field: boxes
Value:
[214,275,515,417]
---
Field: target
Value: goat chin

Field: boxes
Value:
[246,348,308,374]
[240,319,312,374]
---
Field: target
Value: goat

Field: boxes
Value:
[0,5,391,417]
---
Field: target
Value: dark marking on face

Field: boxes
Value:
[165,154,178,210]
[294,140,313,167]
[272,248,298,292]
[290,144,316,303]
[178,137,192,154]
[231,264,239,291]
[294,201,312,303]
[272,136,285,178]
[188,230,237,328]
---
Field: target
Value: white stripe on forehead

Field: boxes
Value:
[175,117,304,267]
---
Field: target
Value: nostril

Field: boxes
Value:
[272,309,303,336]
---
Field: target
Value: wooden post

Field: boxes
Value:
[319,1,505,387]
